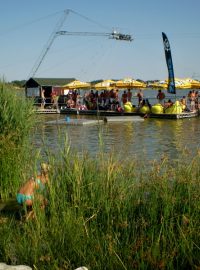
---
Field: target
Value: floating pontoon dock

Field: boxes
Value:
[104,116,144,122]
[46,118,104,126]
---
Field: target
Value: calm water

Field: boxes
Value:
[33,89,200,163]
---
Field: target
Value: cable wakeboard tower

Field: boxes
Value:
[56,30,133,41]
[29,9,133,78]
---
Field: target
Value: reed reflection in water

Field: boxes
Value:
[32,114,200,163]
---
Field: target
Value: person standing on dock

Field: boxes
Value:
[157,89,165,104]
[51,92,59,109]
[195,90,199,109]
[127,89,132,102]
[121,90,128,105]
[137,89,143,106]
[190,90,196,111]
[180,96,187,111]
[41,88,46,109]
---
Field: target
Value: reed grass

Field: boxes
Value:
[0,148,200,269]
[0,84,200,269]
[0,82,35,198]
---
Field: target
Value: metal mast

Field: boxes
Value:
[29,9,70,78]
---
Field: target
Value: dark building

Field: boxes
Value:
[24,77,76,104]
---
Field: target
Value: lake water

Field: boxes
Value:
[33,89,200,163]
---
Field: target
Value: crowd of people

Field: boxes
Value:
[134,88,200,113]
[42,87,200,113]
[163,89,199,112]
[61,88,141,112]
[62,88,124,112]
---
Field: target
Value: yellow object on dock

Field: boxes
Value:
[151,104,164,114]
[124,102,134,112]
[165,101,183,114]
[139,105,151,114]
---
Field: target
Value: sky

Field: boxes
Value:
[0,0,200,82]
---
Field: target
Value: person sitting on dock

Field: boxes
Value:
[164,99,173,109]
[16,163,50,220]
[66,96,75,108]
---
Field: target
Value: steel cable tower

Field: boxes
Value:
[28,9,133,79]
[29,9,70,78]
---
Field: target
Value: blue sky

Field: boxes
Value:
[0,0,200,82]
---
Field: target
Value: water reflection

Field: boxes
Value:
[32,113,200,164]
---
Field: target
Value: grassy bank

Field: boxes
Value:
[0,149,200,269]
[0,84,199,269]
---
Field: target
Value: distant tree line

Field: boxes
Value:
[11,80,26,88]
[9,78,161,89]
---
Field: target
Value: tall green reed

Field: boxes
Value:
[1,143,199,269]
[0,83,35,198]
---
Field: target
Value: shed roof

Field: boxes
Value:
[25,77,76,87]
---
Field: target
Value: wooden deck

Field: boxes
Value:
[35,108,60,114]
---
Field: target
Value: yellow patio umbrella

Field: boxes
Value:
[184,78,200,89]
[115,78,146,89]
[63,80,91,89]
[173,78,193,89]
[150,80,168,89]
[93,79,116,90]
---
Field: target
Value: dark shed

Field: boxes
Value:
[25,77,76,102]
